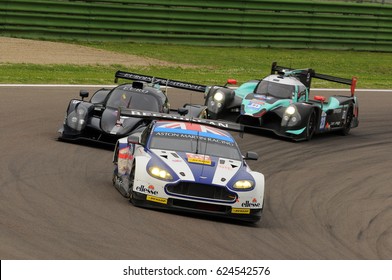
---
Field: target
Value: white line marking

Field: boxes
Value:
[0,84,115,87]
[0,84,391,92]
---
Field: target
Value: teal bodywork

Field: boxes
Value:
[232,78,357,139]
[317,97,340,111]
[236,80,310,119]
[235,81,258,99]
[286,127,306,135]
[235,80,349,116]
[242,98,292,116]
[204,63,360,141]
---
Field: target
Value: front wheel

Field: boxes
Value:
[306,110,317,141]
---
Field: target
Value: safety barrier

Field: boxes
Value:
[1,0,391,51]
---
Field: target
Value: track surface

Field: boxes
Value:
[0,86,391,259]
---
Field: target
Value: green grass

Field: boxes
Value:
[1,40,392,88]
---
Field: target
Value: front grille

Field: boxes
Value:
[166,182,236,202]
[172,199,229,213]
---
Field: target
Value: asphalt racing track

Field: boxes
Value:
[0,86,391,259]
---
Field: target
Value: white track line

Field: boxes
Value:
[0,84,391,92]
[0,84,115,87]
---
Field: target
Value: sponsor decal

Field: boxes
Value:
[252,99,266,105]
[342,109,347,119]
[241,198,261,208]
[128,110,231,129]
[231,208,251,214]
[247,101,263,109]
[122,86,148,94]
[146,195,168,205]
[253,94,271,100]
[118,72,206,92]
[157,122,229,137]
[117,148,131,174]
[136,185,158,195]
[320,111,327,130]
[218,164,232,170]
[155,131,235,146]
[118,147,134,160]
[186,153,212,165]
[330,121,341,126]
[334,108,342,114]
[306,72,311,82]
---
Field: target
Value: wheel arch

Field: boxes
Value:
[295,103,321,130]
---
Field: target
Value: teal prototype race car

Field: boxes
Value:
[204,62,359,141]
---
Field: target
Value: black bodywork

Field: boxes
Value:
[58,71,208,145]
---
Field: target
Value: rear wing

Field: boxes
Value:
[271,62,358,96]
[115,70,207,93]
[120,109,244,133]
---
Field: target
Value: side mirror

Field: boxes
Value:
[314,95,326,103]
[224,79,237,87]
[80,90,89,101]
[227,79,237,85]
[178,108,189,116]
[127,135,141,145]
[244,151,259,161]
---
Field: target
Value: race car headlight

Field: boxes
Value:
[148,166,173,181]
[285,106,296,115]
[77,106,87,115]
[67,106,88,131]
[233,180,254,190]
[213,91,225,102]
[282,105,301,127]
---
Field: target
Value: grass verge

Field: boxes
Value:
[1,41,391,88]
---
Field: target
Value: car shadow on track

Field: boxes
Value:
[56,137,115,151]
[132,203,262,228]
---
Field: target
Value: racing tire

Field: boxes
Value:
[306,110,317,141]
[341,106,353,136]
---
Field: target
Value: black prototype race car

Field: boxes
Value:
[58,71,207,145]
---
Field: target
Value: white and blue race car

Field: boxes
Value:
[112,115,265,222]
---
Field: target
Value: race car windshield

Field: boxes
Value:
[255,80,294,99]
[149,133,242,161]
[107,89,160,111]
